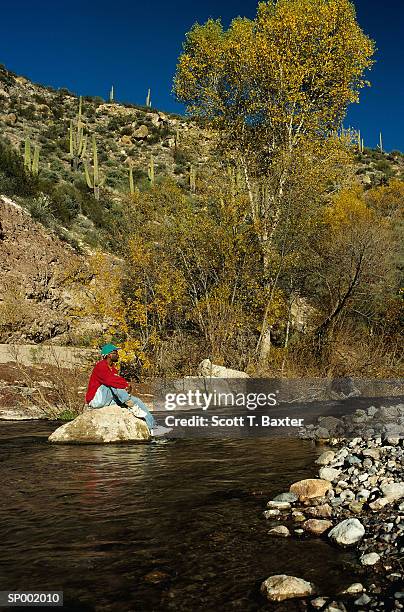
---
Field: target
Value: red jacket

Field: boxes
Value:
[85,359,129,403]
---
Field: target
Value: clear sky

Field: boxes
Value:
[0,0,403,151]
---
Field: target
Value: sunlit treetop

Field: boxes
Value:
[173,0,375,148]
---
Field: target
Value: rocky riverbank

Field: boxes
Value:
[261,425,403,609]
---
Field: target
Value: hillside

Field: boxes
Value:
[0,63,402,379]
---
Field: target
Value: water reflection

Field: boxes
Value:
[0,423,360,611]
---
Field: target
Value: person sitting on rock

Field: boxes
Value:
[85,344,155,431]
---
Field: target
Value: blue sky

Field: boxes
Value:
[0,0,403,151]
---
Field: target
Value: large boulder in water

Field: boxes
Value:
[48,405,151,444]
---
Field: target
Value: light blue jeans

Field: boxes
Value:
[88,385,155,430]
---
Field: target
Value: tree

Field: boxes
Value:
[174,0,375,363]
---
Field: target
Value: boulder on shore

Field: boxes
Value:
[289,478,331,501]
[48,405,151,444]
[197,358,249,378]
[261,575,316,601]
[328,518,365,546]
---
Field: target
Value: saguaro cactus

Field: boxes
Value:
[84,135,103,200]
[128,161,136,195]
[109,85,114,102]
[24,137,40,175]
[379,132,383,154]
[148,154,155,186]
[69,96,87,171]
[146,88,151,108]
[189,164,196,193]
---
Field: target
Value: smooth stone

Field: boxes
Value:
[354,593,371,605]
[319,467,341,481]
[273,492,298,503]
[260,575,316,601]
[328,519,365,546]
[266,501,291,510]
[306,504,332,518]
[268,526,290,538]
[48,406,151,444]
[290,479,331,501]
[369,497,390,511]
[264,509,280,518]
[339,583,364,595]
[315,451,336,465]
[360,552,380,566]
[303,519,332,535]
[381,482,404,502]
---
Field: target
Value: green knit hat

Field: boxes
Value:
[100,343,121,356]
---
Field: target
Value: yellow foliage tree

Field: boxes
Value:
[174,0,375,362]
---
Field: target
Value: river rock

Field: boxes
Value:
[273,492,298,503]
[328,518,365,546]
[319,467,341,481]
[339,583,364,595]
[289,479,331,501]
[305,504,332,518]
[266,501,291,510]
[315,450,336,465]
[369,497,389,511]
[260,575,316,601]
[381,482,404,502]
[303,519,332,535]
[360,552,380,566]
[48,406,151,443]
[197,358,249,378]
[268,526,290,537]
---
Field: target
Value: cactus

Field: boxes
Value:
[69,96,87,171]
[189,164,196,193]
[109,85,114,102]
[24,137,40,175]
[128,161,135,195]
[357,129,362,153]
[361,138,364,153]
[379,132,383,154]
[84,134,103,200]
[148,154,155,186]
[146,88,151,108]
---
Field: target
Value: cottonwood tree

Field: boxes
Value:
[174,0,375,362]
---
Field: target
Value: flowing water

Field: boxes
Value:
[0,421,361,611]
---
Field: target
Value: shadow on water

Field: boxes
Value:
[0,421,362,611]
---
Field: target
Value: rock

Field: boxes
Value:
[266,501,291,510]
[325,603,347,612]
[362,448,380,460]
[369,497,389,511]
[120,134,132,145]
[319,467,341,481]
[311,597,328,609]
[315,450,335,465]
[381,482,404,502]
[317,416,344,434]
[348,501,364,514]
[354,593,371,606]
[329,377,360,400]
[339,583,364,595]
[303,519,332,535]
[4,112,17,125]
[48,405,151,443]
[273,492,298,503]
[360,552,380,566]
[289,479,331,501]
[292,511,306,522]
[133,125,149,139]
[306,504,332,518]
[260,575,316,601]
[268,526,290,537]
[264,509,280,518]
[197,358,249,378]
[328,518,365,546]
